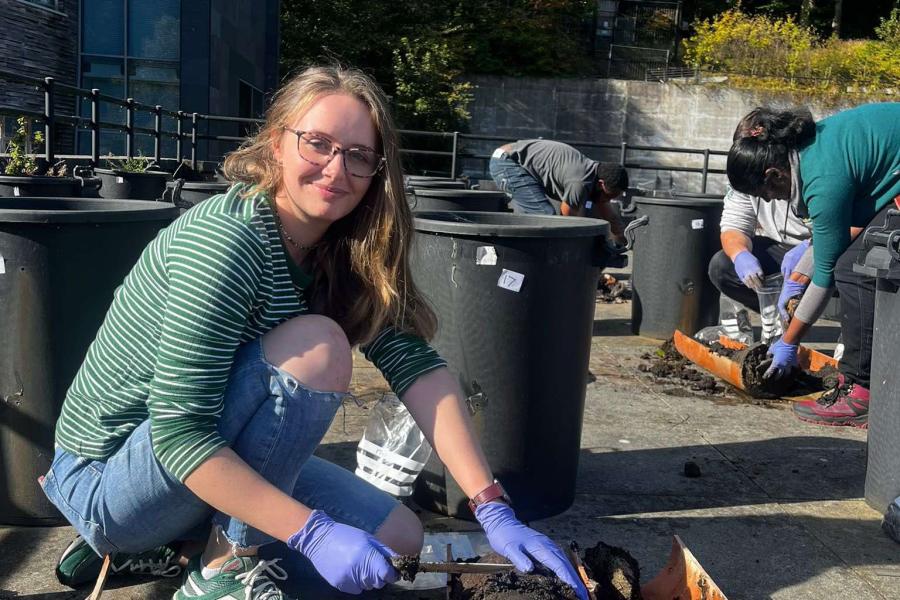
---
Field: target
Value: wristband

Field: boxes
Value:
[468,480,511,513]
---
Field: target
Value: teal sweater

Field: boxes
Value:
[800,103,900,288]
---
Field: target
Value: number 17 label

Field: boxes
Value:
[497,269,525,292]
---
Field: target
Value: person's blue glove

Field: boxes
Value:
[733,251,764,290]
[777,277,808,322]
[763,337,799,381]
[781,240,810,279]
[475,502,588,600]
[287,510,399,594]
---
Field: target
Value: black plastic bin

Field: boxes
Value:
[94,168,170,201]
[409,211,609,521]
[629,190,724,339]
[0,198,179,525]
[854,209,900,513]
[408,189,509,213]
[405,176,467,190]
[162,179,230,213]
[0,175,83,198]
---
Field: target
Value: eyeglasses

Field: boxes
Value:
[283,127,385,178]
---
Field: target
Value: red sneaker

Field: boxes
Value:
[793,374,869,429]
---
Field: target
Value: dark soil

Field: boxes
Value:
[597,273,631,304]
[459,571,579,600]
[638,340,725,395]
[582,542,643,600]
[391,554,421,582]
[735,343,794,399]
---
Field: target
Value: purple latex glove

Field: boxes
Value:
[777,277,808,322]
[781,239,810,279]
[287,510,399,594]
[763,337,799,381]
[733,250,764,290]
[474,502,589,600]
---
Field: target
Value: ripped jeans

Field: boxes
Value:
[42,337,399,562]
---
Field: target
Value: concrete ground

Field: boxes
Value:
[2,270,898,599]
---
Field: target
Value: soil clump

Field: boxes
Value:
[583,541,643,600]
[391,554,421,582]
[597,273,631,304]
[638,340,725,395]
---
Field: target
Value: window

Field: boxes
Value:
[238,81,264,138]
[79,0,181,156]
[18,0,61,10]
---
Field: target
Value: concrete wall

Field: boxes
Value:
[0,0,78,153]
[463,76,856,194]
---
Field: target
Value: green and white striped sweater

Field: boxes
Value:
[55,184,446,481]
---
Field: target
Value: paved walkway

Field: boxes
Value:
[2,291,898,599]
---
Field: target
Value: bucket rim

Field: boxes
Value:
[0,197,180,223]
[167,181,231,190]
[629,188,723,207]
[94,168,171,179]
[413,210,608,238]
[407,188,507,198]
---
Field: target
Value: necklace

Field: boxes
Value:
[272,208,320,251]
[277,220,320,251]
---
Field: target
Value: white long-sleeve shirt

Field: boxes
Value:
[720,186,811,245]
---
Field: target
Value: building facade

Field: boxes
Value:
[0,0,279,159]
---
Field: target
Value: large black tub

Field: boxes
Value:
[0,198,178,525]
[409,211,609,521]
[629,190,724,339]
[407,188,509,213]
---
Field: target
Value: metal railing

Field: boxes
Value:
[0,68,729,191]
[0,69,264,169]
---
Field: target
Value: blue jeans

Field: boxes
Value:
[489,155,556,215]
[42,337,399,572]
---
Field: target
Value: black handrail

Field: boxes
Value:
[0,67,729,190]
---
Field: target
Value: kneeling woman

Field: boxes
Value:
[727,102,900,427]
[43,65,588,600]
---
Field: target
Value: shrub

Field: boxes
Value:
[4,117,42,176]
[684,9,900,97]
[105,151,157,173]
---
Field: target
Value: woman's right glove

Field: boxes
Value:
[287,510,399,594]
[777,277,808,323]
[780,240,810,279]
[475,502,589,600]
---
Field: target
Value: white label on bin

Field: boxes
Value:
[691,219,704,229]
[476,246,498,266]
[497,269,524,292]
[585,200,593,209]
[117,176,125,184]
[13,186,20,197]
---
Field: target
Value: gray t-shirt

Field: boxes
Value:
[506,139,598,207]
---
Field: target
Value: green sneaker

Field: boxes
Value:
[174,555,291,600]
[56,535,183,587]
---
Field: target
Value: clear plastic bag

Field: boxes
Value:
[719,295,754,345]
[355,393,432,497]
[757,273,784,344]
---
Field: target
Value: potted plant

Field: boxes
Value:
[94,152,170,201]
[0,117,82,197]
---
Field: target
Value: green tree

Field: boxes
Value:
[279,0,596,131]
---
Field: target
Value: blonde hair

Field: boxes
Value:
[222,65,436,346]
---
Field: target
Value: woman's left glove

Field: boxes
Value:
[474,502,588,600]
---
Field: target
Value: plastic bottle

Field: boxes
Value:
[756,274,784,344]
